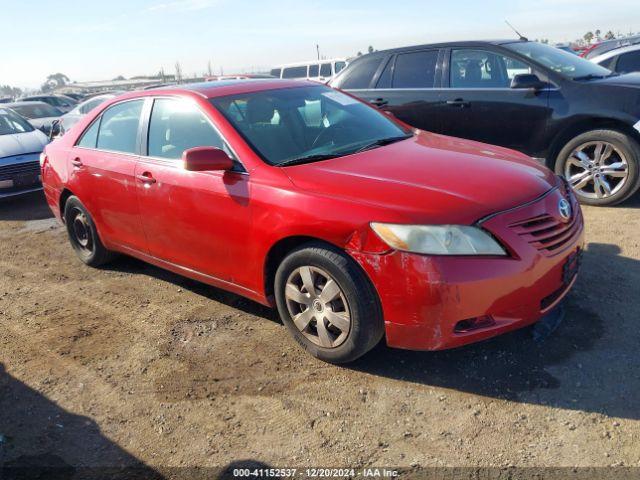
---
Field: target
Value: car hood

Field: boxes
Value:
[0,130,48,159]
[283,131,557,225]
[590,72,640,88]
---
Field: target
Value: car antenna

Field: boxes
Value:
[505,20,528,41]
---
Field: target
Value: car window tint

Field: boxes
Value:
[309,64,319,77]
[270,68,282,78]
[80,98,103,114]
[392,50,438,88]
[598,56,617,70]
[320,63,332,77]
[77,119,100,148]
[147,98,226,160]
[96,100,143,154]
[616,51,640,73]
[334,61,346,74]
[450,49,531,88]
[282,66,308,78]
[337,56,382,89]
[375,56,394,88]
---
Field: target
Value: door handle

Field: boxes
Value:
[71,157,83,167]
[370,98,388,107]
[446,98,470,108]
[136,172,156,184]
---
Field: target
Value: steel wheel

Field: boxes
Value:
[284,266,351,348]
[69,207,94,255]
[565,141,629,200]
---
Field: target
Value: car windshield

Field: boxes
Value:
[210,85,411,166]
[10,103,63,119]
[0,108,35,135]
[505,41,614,79]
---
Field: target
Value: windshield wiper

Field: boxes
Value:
[352,134,412,154]
[277,153,343,167]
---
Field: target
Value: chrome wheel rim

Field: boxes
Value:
[565,141,629,200]
[70,208,93,254]
[285,266,351,348]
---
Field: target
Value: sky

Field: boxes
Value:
[2,0,639,89]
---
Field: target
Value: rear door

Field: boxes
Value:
[68,99,147,252]
[439,47,551,154]
[336,50,445,134]
[134,97,251,283]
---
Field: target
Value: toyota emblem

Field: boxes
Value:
[558,198,572,221]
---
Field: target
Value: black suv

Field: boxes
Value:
[330,40,640,206]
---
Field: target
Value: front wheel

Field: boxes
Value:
[555,129,640,206]
[274,243,384,364]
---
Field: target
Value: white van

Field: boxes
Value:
[270,59,348,82]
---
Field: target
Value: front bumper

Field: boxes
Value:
[0,157,42,199]
[352,187,584,351]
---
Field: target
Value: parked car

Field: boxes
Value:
[205,74,274,81]
[60,92,85,101]
[59,93,119,134]
[0,107,49,198]
[18,95,76,113]
[271,59,348,82]
[582,34,640,60]
[41,80,583,363]
[330,39,640,206]
[4,101,64,136]
[591,44,640,74]
[554,43,579,55]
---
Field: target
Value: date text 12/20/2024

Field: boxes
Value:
[232,468,399,478]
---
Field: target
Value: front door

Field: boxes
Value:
[439,48,551,155]
[135,97,251,283]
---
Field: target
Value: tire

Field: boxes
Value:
[63,196,116,267]
[274,243,384,364]
[555,129,640,206]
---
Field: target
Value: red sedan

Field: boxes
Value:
[41,80,584,363]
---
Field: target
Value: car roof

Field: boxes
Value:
[349,39,526,59]
[113,79,320,101]
[591,43,640,63]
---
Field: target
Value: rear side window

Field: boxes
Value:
[77,120,100,148]
[335,56,382,89]
[308,64,319,77]
[320,63,332,77]
[270,68,282,78]
[616,51,640,73]
[393,50,438,88]
[147,98,226,160]
[282,66,308,78]
[96,100,143,154]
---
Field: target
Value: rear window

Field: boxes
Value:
[282,66,308,79]
[334,56,382,89]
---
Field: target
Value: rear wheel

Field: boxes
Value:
[64,196,116,267]
[555,129,640,206]
[274,243,384,364]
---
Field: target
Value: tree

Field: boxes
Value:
[112,75,125,81]
[356,51,363,56]
[175,62,183,83]
[605,30,616,40]
[595,29,601,40]
[0,85,22,98]
[41,73,70,92]
[583,31,594,44]
[207,61,213,77]
[367,45,375,53]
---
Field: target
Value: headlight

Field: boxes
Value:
[370,223,507,256]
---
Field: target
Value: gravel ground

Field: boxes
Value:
[0,191,639,479]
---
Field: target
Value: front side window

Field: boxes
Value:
[0,108,34,135]
[505,41,613,79]
[96,100,144,154]
[393,50,439,88]
[450,49,531,88]
[282,66,308,79]
[211,85,410,166]
[334,56,382,89]
[147,98,226,160]
[616,51,640,73]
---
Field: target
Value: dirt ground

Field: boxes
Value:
[0,191,639,478]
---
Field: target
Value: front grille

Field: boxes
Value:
[509,208,582,255]
[0,161,40,181]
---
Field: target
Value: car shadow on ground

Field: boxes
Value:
[350,242,640,420]
[0,364,162,479]
[0,191,54,222]
[618,191,640,209]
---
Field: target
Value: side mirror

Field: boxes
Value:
[49,119,61,141]
[511,73,547,90]
[183,147,234,172]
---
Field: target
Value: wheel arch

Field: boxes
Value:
[546,117,640,169]
[58,188,75,223]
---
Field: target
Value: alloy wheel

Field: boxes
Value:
[564,141,629,200]
[284,266,351,348]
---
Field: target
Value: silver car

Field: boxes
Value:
[0,108,49,199]
[59,93,118,134]
[4,101,64,136]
